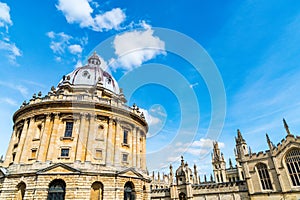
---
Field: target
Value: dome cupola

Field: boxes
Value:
[58,52,120,95]
[88,51,101,66]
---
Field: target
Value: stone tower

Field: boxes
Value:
[212,141,227,183]
[235,129,248,181]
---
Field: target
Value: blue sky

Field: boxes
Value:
[1,0,300,177]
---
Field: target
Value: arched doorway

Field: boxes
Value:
[47,179,66,200]
[179,192,187,200]
[16,182,26,200]
[124,181,136,200]
[90,181,104,200]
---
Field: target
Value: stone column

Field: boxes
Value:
[114,118,121,166]
[86,114,96,162]
[46,112,60,161]
[106,117,114,166]
[142,133,147,170]
[37,113,52,162]
[75,113,88,162]
[14,119,29,164]
[132,126,137,167]
[20,117,35,163]
[136,129,141,169]
[3,126,16,166]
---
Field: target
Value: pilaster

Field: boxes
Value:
[86,114,96,162]
[136,129,141,169]
[132,126,138,167]
[106,117,114,166]
[114,118,121,166]
[19,117,35,163]
[75,113,88,162]
[37,113,52,162]
[46,112,60,161]
[15,119,29,164]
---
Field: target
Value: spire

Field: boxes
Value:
[169,164,173,186]
[181,155,184,166]
[213,141,221,161]
[210,174,213,182]
[236,129,246,144]
[266,133,274,150]
[152,171,155,180]
[221,153,224,161]
[158,172,160,181]
[283,118,291,135]
[194,164,199,184]
[249,146,252,156]
[229,158,233,169]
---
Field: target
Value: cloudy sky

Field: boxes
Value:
[1,0,300,177]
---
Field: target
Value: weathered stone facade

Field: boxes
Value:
[150,123,300,199]
[0,53,150,199]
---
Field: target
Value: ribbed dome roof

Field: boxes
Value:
[58,52,120,94]
[176,156,192,176]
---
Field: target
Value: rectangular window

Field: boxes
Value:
[61,148,69,157]
[12,152,16,162]
[95,149,102,159]
[123,130,128,144]
[122,154,128,162]
[31,149,37,159]
[64,122,73,137]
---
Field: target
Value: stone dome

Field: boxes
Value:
[58,52,120,94]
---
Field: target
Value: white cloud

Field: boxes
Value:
[0,81,28,97]
[174,138,225,156]
[47,31,86,64]
[56,0,94,27]
[149,105,167,117]
[74,60,83,68]
[47,31,72,54]
[191,138,225,149]
[56,0,126,32]
[93,8,125,31]
[110,25,166,71]
[0,2,21,65]
[140,108,161,126]
[0,40,21,64]
[0,97,17,106]
[0,2,12,29]
[68,44,82,55]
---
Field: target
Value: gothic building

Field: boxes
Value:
[0,52,300,200]
[151,121,300,200]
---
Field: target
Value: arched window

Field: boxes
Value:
[16,182,26,200]
[90,182,103,200]
[47,179,66,200]
[285,148,300,186]
[124,181,135,200]
[256,163,272,190]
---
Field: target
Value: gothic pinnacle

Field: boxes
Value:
[283,118,291,135]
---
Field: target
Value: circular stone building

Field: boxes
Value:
[0,53,150,199]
